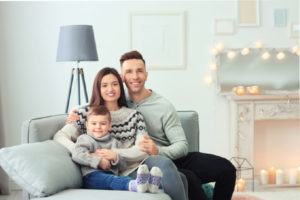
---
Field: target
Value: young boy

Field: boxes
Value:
[71,105,163,193]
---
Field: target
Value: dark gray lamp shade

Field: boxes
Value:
[56,25,98,62]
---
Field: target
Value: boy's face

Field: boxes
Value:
[121,59,148,94]
[86,114,112,138]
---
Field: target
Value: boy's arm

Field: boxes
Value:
[72,135,102,169]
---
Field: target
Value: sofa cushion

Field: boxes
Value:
[0,140,82,197]
[31,189,171,200]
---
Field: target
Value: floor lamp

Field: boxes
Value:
[56,25,98,113]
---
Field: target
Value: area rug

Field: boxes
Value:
[232,194,263,200]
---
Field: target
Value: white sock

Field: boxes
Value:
[148,167,163,193]
[129,164,149,193]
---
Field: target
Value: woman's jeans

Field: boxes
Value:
[128,155,188,200]
[83,171,131,190]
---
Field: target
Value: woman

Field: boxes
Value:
[54,67,187,200]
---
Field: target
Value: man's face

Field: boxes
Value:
[121,59,148,94]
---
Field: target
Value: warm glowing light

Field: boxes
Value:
[291,46,299,54]
[216,43,225,52]
[227,51,236,59]
[241,48,250,56]
[204,76,214,85]
[276,52,285,60]
[255,41,263,49]
[261,52,270,60]
[211,48,219,56]
[210,63,218,71]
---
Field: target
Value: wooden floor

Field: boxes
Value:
[0,190,22,200]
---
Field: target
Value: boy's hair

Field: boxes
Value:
[119,50,145,66]
[87,106,111,122]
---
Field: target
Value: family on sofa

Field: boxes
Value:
[0,50,236,200]
[54,50,236,200]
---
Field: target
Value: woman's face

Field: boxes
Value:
[100,74,121,104]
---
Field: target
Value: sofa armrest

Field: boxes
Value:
[177,111,199,152]
[22,114,67,144]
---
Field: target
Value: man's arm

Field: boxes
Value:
[156,104,188,160]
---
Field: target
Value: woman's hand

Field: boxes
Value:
[94,149,117,163]
[66,109,80,124]
[139,135,158,156]
[98,158,111,170]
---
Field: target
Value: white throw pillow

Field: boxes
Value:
[0,140,82,197]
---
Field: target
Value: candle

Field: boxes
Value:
[247,85,260,95]
[297,167,300,184]
[268,167,276,184]
[260,169,268,185]
[276,169,283,185]
[235,86,246,96]
[289,169,297,184]
[236,178,245,191]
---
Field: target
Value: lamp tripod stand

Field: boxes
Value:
[65,66,89,113]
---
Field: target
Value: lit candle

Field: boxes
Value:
[260,169,268,185]
[247,85,259,95]
[268,167,276,184]
[297,167,300,184]
[236,178,245,191]
[276,169,283,185]
[235,86,246,96]
[289,169,297,184]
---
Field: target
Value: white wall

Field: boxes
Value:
[0,0,298,159]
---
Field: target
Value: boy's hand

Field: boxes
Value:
[66,110,80,124]
[94,149,117,162]
[139,135,158,156]
[98,158,111,170]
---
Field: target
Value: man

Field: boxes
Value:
[120,50,236,200]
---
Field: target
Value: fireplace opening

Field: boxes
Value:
[254,119,300,183]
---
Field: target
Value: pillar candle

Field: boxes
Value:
[236,178,245,191]
[260,169,268,185]
[276,169,283,185]
[289,169,297,184]
[297,167,300,184]
[268,167,276,184]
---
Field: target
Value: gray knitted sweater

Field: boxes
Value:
[72,132,125,177]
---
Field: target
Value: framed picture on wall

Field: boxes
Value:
[273,9,286,27]
[237,0,260,26]
[129,11,186,70]
[214,19,235,35]
[290,22,300,38]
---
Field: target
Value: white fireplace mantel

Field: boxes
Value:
[224,93,300,177]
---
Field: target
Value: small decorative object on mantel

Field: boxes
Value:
[247,85,260,95]
[232,86,246,96]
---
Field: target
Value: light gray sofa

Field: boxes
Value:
[21,111,200,200]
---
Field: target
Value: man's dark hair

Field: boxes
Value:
[120,50,145,66]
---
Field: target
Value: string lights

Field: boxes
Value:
[204,42,300,85]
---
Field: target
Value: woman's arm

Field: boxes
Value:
[112,112,148,162]
[53,124,82,153]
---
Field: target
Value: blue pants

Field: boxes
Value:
[83,171,132,191]
[128,155,188,200]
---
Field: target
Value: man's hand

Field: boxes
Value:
[98,158,111,170]
[66,109,80,124]
[94,149,117,162]
[139,135,158,155]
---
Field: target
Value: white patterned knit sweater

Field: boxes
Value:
[54,106,149,176]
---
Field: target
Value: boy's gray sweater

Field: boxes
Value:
[72,132,125,177]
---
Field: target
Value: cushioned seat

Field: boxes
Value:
[18,111,210,200]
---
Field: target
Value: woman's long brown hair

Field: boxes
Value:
[89,67,128,107]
